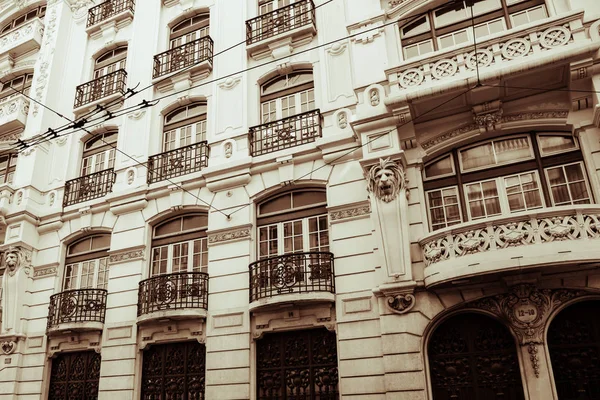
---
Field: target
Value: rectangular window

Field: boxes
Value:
[438,29,470,49]
[150,238,208,277]
[545,162,591,206]
[424,155,455,180]
[460,136,532,172]
[258,214,329,258]
[510,5,547,27]
[474,18,505,39]
[434,0,501,28]
[401,15,430,38]
[63,258,109,290]
[537,135,578,156]
[403,40,434,60]
[465,180,501,219]
[427,187,462,231]
[504,172,543,212]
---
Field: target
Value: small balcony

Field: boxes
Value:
[147,141,209,184]
[0,93,30,133]
[249,252,335,311]
[249,109,321,157]
[137,272,209,324]
[47,289,107,335]
[63,168,116,207]
[0,18,44,64]
[74,69,127,111]
[152,36,214,80]
[86,0,135,32]
[420,205,600,288]
[245,0,317,60]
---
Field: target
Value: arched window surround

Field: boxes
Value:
[93,45,127,80]
[80,130,118,177]
[162,101,207,152]
[62,233,111,291]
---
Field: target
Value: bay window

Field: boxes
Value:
[423,133,592,231]
[399,0,548,60]
[1,5,46,34]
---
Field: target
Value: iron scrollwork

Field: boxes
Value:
[137,271,209,317]
[47,288,108,330]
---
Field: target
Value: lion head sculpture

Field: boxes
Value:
[366,158,405,202]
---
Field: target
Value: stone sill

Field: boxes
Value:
[249,291,335,312]
[247,23,317,61]
[47,321,104,336]
[136,308,207,325]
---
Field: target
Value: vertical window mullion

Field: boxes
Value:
[187,239,194,273]
[92,259,100,289]
[277,222,284,255]
[496,177,509,215]
[532,132,552,206]
[452,149,468,222]
[167,244,174,274]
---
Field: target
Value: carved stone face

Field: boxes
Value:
[375,169,396,198]
[5,252,18,271]
[367,158,404,203]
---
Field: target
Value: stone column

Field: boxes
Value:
[519,342,556,400]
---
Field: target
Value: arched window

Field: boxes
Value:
[170,14,209,49]
[151,214,208,277]
[260,70,314,123]
[63,234,111,290]
[94,46,127,80]
[548,301,600,398]
[162,102,207,152]
[81,131,117,176]
[0,73,33,100]
[423,132,592,231]
[399,0,547,60]
[257,189,328,259]
[428,313,525,400]
[0,5,46,34]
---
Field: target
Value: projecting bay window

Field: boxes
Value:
[0,73,33,101]
[399,0,547,60]
[0,5,46,34]
[423,133,592,231]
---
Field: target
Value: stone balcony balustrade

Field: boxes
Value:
[137,271,209,325]
[0,18,44,68]
[386,10,587,94]
[420,205,600,287]
[249,251,335,311]
[0,93,30,133]
[47,288,108,335]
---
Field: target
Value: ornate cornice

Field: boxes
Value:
[330,205,371,221]
[208,228,251,244]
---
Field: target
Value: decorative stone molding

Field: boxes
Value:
[108,248,144,265]
[33,264,58,279]
[208,228,251,244]
[329,204,370,221]
[473,101,503,132]
[32,0,58,116]
[0,18,44,56]
[421,110,569,151]
[386,293,416,314]
[365,158,407,203]
[1,340,16,354]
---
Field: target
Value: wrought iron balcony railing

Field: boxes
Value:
[63,168,116,207]
[153,36,214,79]
[74,69,127,109]
[246,0,315,45]
[147,141,209,184]
[137,272,209,317]
[249,251,335,302]
[47,288,107,331]
[249,109,321,156]
[87,0,135,28]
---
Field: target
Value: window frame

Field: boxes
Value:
[169,14,210,48]
[425,186,463,230]
[458,134,535,173]
[162,102,208,152]
[0,5,46,34]
[259,71,315,124]
[0,153,17,185]
[63,234,111,291]
[544,161,592,206]
[81,131,118,177]
[93,46,127,79]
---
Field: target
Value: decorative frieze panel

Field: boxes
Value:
[108,248,144,265]
[33,264,58,279]
[420,206,600,266]
[329,204,370,221]
[207,227,250,244]
[389,13,582,91]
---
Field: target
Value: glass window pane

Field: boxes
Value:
[425,155,454,178]
[461,143,494,170]
[493,137,531,164]
[547,167,566,186]
[565,164,584,181]
[538,135,577,155]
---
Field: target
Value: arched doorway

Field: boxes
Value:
[428,313,525,400]
[548,300,600,400]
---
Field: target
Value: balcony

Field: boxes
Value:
[245,0,317,60]
[0,93,30,134]
[249,252,335,311]
[152,36,213,80]
[86,0,135,34]
[47,289,107,335]
[249,109,321,157]
[420,206,600,288]
[74,69,127,112]
[63,169,116,207]
[137,272,209,324]
[147,141,208,184]
[0,18,44,66]
[387,11,585,93]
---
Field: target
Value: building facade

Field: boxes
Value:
[0,0,598,398]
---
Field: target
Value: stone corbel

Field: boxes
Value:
[375,281,417,315]
[473,100,502,132]
[138,320,205,350]
[360,155,412,280]
[0,334,25,355]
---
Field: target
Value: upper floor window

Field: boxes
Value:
[259,0,293,15]
[151,214,208,277]
[257,189,328,259]
[399,0,547,60]
[260,70,314,123]
[0,154,17,185]
[163,102,207,152]
[423,133,592,231]
[94,46,127,79]
[64,234,111,290]
[0,73,33,101]
[170,14,209,48]
[1,5,46,34]
[81,131,117,176]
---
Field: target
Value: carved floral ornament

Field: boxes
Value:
[366,158,407,203]
[387,293,415,314]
